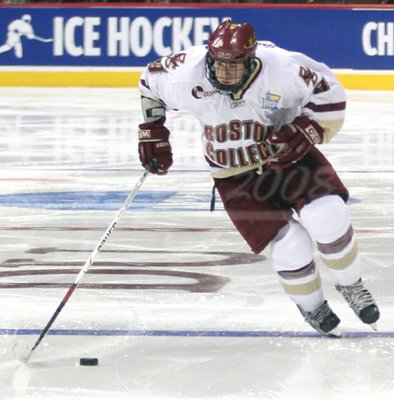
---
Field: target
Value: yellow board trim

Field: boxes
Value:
[0,71,142,88]
[0,70,393,90]
[336,73,394,91]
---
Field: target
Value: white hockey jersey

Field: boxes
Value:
[139,42,346,177]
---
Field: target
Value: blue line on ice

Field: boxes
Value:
[1,328,393,338]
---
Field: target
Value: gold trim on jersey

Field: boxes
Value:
[212,162,266,179]
[317,119,345,143]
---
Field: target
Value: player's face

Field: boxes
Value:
[213,61,245,86]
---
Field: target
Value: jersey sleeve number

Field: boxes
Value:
[148,52,187,73]
[299,66,318,87]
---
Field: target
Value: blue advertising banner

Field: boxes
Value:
[0,4,393,70]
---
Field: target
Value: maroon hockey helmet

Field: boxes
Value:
[205,20,257,93]
[207,20,257,64]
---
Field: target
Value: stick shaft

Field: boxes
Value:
[33,36,53,43]
[24,170,149,362]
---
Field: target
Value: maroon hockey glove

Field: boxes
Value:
[267,116,324,170]
[138,121,173,175]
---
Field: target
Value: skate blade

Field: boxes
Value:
[370,323,378,331]
[326,327,342,337]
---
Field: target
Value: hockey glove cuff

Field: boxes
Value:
[267,116,324,170]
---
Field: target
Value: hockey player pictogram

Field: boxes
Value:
[0,14,53,59]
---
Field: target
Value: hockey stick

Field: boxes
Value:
[13,168,150,363]
[32,36,53,43]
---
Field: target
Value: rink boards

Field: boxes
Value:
[0,3,393,89]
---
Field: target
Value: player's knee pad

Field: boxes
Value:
[300,195,350,244]
[271,219,314,272]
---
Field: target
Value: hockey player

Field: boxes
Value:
[137,20,380,335]
[0,15,35,59]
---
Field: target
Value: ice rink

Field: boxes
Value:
[0,87,393,400]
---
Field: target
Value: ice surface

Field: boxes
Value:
[0,88,393,399]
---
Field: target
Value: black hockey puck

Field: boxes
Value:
[80,358,99,366]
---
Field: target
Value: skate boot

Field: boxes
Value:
[298,301,341,336]
[335,278,380,329]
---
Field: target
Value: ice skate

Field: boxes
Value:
[298,301,341,337]
[335,278,380,330]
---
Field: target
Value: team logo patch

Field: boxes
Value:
[261,92,281,111]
